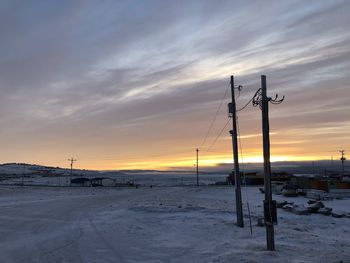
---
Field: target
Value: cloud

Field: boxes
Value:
[0,0,349,168]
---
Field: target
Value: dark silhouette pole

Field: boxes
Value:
[340,150,345,176]
[230,75,244,227]
[261,75,275,250]
[253,75,284,250]
[196,148,199,186]
[68,158,77,187]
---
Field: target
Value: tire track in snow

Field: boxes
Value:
[17,208,85,263]
[23,226,84,263]
[87,214,126,263]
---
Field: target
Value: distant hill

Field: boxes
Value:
[0,160,346,177]
[0,163,98,176]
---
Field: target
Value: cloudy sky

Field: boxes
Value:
[0,0,349,170]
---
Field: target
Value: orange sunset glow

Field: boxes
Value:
[0,1,349,171]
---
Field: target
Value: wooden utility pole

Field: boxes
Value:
[339,150,345,176]
[261,75,275,251]
[331,156,334,168]
[68,158,77,186]
[252,75,283,250]
[21,164,25,186]
[196,148,199,186]
[229,75,244,227]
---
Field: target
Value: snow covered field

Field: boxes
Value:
[0,185,349,263]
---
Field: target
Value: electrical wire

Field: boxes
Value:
[205,118,231,153]
[199,82,230,149]
[238,88,262,112]
[237,96,254,112]
[237,114,253,235]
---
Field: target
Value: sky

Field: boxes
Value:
[0,0,349,170]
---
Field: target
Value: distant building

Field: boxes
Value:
[70,177,116,187]
[70,178,91,187]
[90,177,115,187]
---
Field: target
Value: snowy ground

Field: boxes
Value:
[0,172,227,187]
[0,185,349,263]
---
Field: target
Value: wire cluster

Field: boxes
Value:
[252,88,284,109]
[252,88,263,109]
[270,94,285,105]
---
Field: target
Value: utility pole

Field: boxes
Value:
[331,156,334,168]
[68,158,77,186]
[261,75,275,250]
[21,164,25,186]
[229,75,244,227]
[196,148,199,186]
[254,75,284,251]
[339,150,345,176]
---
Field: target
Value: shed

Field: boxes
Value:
[70,178,91,187]
[90,177,115,187]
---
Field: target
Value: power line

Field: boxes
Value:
[205,118,231,153]
[237,114,253,235]
[237,88,261,112]
[199,82,230,149]
[199,84,258,159]
[237,96,255,112]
